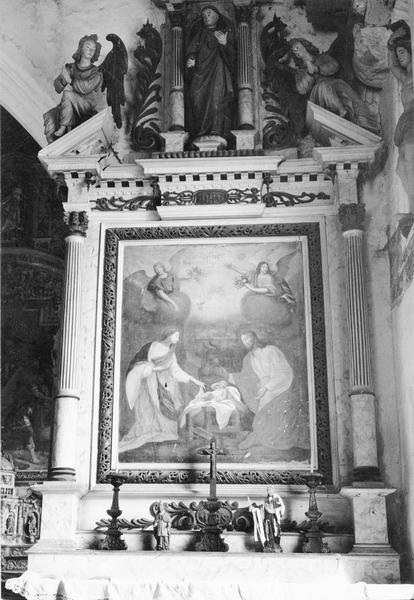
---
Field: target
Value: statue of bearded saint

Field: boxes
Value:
[185,6,236,146]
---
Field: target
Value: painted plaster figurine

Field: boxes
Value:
[284,38,378,131]
[388,21,414,214]
[153,501,171,551]
[44,33,127,143]
[249,488,285,552]
[185,5,235,143]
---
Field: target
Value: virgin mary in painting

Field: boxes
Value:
[119,327,204,453]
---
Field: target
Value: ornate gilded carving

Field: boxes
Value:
[162,188,260,206]
[95,498,340,537]
[92,177,161,211]
[97,224,332,485]
[132,22,163,152]
[260,14,306,149]
[263,191,330,207]
[338,203,366,232]
[92,195,154,211]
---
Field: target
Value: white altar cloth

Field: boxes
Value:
[6,572,414,600]
[5,571,368,600]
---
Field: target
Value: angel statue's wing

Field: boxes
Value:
[100,34,128,129]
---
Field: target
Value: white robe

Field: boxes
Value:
[120,342,190,452]
[231,345,309,451]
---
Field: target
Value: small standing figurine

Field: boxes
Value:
[249,488,285,552]
[153,501,171,551]
[25,510,39,543]
[44,33,127,143]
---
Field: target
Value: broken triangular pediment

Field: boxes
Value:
[38,109,116,172]
[306,101,382,148]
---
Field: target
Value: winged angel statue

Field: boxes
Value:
[44,34,128,143]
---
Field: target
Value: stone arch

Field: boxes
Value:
[0,51,55,148]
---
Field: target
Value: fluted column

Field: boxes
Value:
[49,211,88,481]
[235,5,255,130]
[168,10,185,131]
[339,203,380,482]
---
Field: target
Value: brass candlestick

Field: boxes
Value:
[301,472,329,553]
[101,474,128,550]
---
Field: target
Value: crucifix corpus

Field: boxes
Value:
[200,437,225,500]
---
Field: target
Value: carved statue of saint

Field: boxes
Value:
[185,6,235,145]
[249,489,285,552]
[153,502,171,551]
[44,33,127,143]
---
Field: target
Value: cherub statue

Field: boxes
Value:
[44,33,128,143]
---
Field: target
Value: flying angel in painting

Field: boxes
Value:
[123,251,199,326]
[44,33,128,143]
[227,249,299,326]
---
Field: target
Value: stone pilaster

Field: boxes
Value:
[49,211,88,481]
[338,203,380,482]
[235,5,255,130]
[168,10,185,132]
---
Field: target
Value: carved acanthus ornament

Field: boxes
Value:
[338,203,366,232]
[64,211,89,237]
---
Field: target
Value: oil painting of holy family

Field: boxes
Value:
[106,228,323,477]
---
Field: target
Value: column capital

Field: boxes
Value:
[234,3,253,23]
[64,211,89,237]
[338,203,366,233]
[167,8,184,28]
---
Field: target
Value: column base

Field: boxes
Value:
[230,129,257,151]
[160,131,189,153]
[48,466,76,481]
[350,544,399,555]
[353,466,382,482]
[193,135,227,152]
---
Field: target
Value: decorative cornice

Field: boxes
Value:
[136,155,284,176]
[338,203,366,232]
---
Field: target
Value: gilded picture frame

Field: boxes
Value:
[97,223,332,485]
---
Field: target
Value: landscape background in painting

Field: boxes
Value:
[116,237,313,467]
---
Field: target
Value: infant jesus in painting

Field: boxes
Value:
[180,380,248,431]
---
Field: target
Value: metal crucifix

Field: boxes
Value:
[200,437,224,500]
